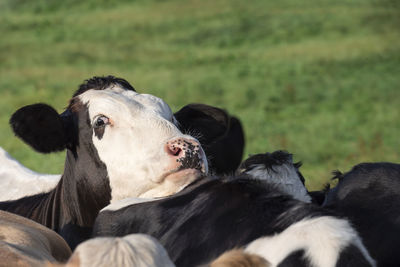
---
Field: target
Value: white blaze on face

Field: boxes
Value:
[245,163,312,203]
[78,86,207,202]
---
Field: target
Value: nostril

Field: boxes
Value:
[167,144,182,157]
[172,146,181,157]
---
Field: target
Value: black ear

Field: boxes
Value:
[174,103,229,142]
[174,103,245,175]
[10,103,68,153]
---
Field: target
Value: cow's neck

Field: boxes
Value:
[50,104,112,230]
[54,149,111,228]
[0,148,112,248]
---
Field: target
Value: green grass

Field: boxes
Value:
[1,0,399,190]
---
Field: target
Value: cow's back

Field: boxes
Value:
[0,210,71,265]
[324,162,400,266]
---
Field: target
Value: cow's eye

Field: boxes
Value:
[94,115,109,128]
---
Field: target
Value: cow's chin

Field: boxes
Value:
[140,168,204,198]
[166,168,204,183]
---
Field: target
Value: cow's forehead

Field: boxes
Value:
[77,86,173,121]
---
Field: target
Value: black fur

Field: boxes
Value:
[174,103,245,175]
[322,182,331,193]
[277,250,309,267]
[308,190,327,205]
[73,75,135,97]
[324,162,400,266]
[9,103,68,153]
[336,244,373,267]
[331,170,344,182]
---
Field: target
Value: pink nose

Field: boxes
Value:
[165,138,204,169]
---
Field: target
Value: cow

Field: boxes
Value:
[0,210,71,266]
[93,151,375,267]
[0,75,211,249]
[48,234,175,267]
[0,147,60,202]
[210,249,271,267]
[238,151,331,205]
[0,103,244,202]
[323,162,400,267]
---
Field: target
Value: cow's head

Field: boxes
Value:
[238,151,311,203]
[10,76,208,201]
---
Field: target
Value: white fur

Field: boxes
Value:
[70,234,175,267]
[78,87,208,202]
[0,147,61,201]
[245,216,376,267]
[245,163,312,203]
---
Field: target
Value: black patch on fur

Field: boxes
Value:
[174,103,245,175]
[9,103,68,153]
[73,75,135,97]
[277,250,309,267]
[94,126,105,140]
[336,244,374,267]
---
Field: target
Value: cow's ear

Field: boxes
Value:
[174,103,245,175]
[10,103,68,153]
[174,103,229,142]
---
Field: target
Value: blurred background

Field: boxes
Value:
[0,0,399,189]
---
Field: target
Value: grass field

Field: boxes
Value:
[1,0,399,189]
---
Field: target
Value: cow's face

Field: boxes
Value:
[10,76,208,202]
[77,86,208,200]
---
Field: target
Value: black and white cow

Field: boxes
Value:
[93,151,375,267]
[0,103,244,202]
[323,162,400,267]
[0,76,212,249]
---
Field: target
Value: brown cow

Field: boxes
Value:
[210,249,270,267]
[0,210,71,267]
